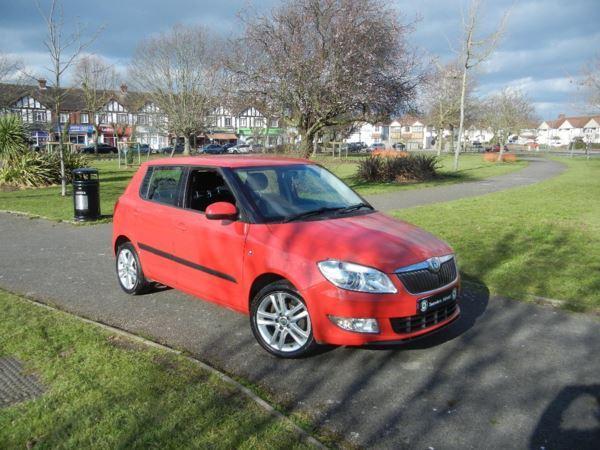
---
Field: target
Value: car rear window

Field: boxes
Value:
[143,166,184,206]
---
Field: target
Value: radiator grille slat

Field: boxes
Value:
[396,258,457,294]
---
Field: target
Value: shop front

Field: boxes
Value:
[237,127,284,146]
[30,129,49,148]
[99,125,132,147]
[68,124,94,146]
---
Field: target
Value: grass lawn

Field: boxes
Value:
[0,289,315,449]
[393,157,600,312]
[0,153,526,222]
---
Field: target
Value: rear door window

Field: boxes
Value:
[145,166,184,206]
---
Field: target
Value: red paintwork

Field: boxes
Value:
[113,156,460,346]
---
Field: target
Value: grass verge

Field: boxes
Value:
[0,290,317,449]
[0,153,527,222]
[392,157,600,312]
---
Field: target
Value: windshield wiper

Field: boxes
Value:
[335,203,374,214]
[283,206,346,223]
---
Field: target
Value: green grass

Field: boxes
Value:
[0,153,527,222]
[0,289,315,449]
[319,153,528,196]
[392,157,600,312]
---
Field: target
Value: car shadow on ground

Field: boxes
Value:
[360,280,489,351]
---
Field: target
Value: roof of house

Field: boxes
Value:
[0,82,150,112]
[539,114,600,129]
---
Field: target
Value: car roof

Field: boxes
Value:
[143,156,315,168]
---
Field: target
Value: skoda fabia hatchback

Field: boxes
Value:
[112,156,460,358]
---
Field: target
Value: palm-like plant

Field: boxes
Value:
[0,114,28,160]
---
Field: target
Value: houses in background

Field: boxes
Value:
[537,114,600,146]
[0,80,287,150]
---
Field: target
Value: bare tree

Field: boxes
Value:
[481,88,536,160]
[0,52,22,83]
[36,0,100,196]
[229,0,421,158]
[423,60,475,155]
[129,25,221,156]
[74,55,116,154]
[580,54,600,112]
[453,0,509,170]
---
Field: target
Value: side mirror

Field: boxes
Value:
[205,202,238,221]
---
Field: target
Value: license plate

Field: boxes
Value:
[418,288,458,314]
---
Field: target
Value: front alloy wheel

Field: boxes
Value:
[250,281,317,358]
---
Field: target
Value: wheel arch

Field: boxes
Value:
[113,235,131,255]
[248,272,296,309]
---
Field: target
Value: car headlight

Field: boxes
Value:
[317,260,397,293]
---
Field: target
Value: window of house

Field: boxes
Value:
[98,114,107,124]
[404,126,410,132]
[270,119,278,127]
[80,113,89,124]
[60,113,69,123]
[34,111,47,122]
[239,117,247,127]
[255,118,265,127]
[144,166,184,206]
[137,114,148,125]
[225,117,232,127]
[117,113,128,124]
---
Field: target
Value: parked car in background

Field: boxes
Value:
[485,144,508,153]
[128,144,152,154]
[471,141,483,152]
[202,144,225,154]
[369,142,385,152]
[228,144,251,154]
[222,143,236,151]
[250,143,264,152]
[113,156,460,358]
[392,142,406,150]
[81,143,118,154]
[161,144,184,154]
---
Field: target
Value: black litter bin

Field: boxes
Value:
[72,168,100,221]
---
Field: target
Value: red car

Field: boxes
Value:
[112,157,460,358]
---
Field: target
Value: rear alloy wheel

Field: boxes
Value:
[250,281,318,358]
[116,242,149,295]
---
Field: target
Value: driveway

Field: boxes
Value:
[364,156,565,211]
[0,212,598,449]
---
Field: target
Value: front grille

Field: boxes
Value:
[390,301,458,334]
[396,258,457,294]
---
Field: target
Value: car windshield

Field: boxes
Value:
[233,164,372,223]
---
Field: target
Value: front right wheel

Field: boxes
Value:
[250,281,318,358]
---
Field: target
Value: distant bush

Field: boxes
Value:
[357,154,439,183]
[483,153,517,162]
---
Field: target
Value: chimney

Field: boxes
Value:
[558,114,565,119]
[38,79,47,90]
[120,83,128,94]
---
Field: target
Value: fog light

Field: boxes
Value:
[328,316,379,334]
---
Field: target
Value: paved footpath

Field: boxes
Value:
[365,156,565,210]
[1,157,598,449]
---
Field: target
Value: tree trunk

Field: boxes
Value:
[497,133,505,162]
[183,134,190,156]
[454,65,468,171]
[449,125,455,155]
[299,130,314,159]
[436,127,442,156]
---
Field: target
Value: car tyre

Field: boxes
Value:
[116,242,149,295]
[250,280,319,358]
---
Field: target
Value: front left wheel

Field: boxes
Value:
[250,281,318,358]
[116,242,149,295]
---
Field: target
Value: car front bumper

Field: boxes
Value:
[303,279,461,346]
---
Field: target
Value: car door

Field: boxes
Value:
[134,165,185,287]
[172,167,248,310]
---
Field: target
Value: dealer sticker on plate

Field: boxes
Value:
[418,288,458,314]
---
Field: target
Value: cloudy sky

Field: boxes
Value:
[1,0,598,119]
